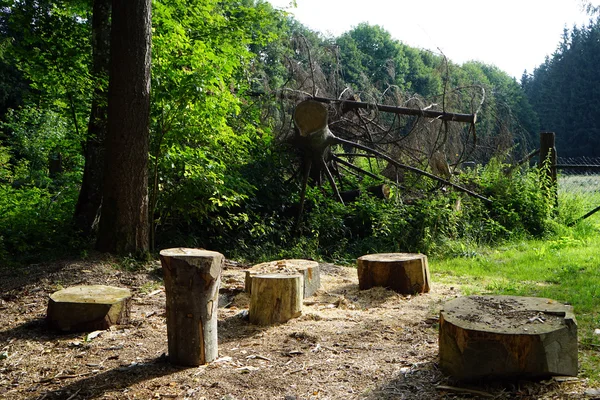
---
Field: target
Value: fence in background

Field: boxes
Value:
[539,132,600,223]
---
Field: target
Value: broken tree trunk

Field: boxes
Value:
[292,100,491,207]
[439,295,578,381]
[293,99,343,207]
[249,274,303,326]
[281,92,477,123]
[46,285,131,332]
[245,259,320,298]
[357,253,430,294]
[160,248,223,366]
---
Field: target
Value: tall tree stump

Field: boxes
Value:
[357,253,430,294]
[245,259,320,298]
[249,274,303,326]
[439,295,578,381]
[160,248,223,366]
[46,285,131,332]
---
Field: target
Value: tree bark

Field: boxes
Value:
[96,0,152,254]
[160,248,223,366]
[357,253,430,294]
[249,274,303,326]
[46,285,131,332]
[439,295,578,381]
[245,259,320,298]
[73,0,111,236]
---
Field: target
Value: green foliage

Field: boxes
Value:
[432,222,600,383]
[1,106,83,186]
[0,0,91,130]
[524,16,600,157]
[336,23,410,96]
[150,0,291,252]
[274,158,556,264]
[0,0,570,268]
[475,159,554,237]
[0,183,81,265]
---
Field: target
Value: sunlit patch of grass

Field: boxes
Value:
[431,224,600,384]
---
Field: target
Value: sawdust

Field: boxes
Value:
[0,256,594,399]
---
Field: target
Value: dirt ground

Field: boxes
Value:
[0,256,596,399]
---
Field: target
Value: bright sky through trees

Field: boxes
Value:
[267,0,596,79]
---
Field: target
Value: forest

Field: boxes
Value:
[0,0,597,265]
[3,1,600,399]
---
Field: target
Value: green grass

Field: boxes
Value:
[431,215,600,383]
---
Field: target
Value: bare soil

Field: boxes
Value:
[0,256,595,399]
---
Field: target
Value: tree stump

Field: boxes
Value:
[249,274,303,326]
[245,259,320,298]
[46,285,131,332]
[160,248,223,366]
[439,295,578,381]
[357,253,430,294]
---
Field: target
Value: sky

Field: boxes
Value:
[266,0,598,79]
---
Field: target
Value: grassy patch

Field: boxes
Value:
[431,215,600,383]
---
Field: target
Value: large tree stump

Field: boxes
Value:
[160,248,223,366]
[46,285,131,332]
[439,295,578,381]
[249,274,303,326]
[357,253,430,294]
[245,259,320,298]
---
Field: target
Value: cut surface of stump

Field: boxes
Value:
[46,285,131,332]
[249,274,303,326]
[439,295,578,381]
[160,248,223,366]
[357,253,430,294]
[245,259,320,298]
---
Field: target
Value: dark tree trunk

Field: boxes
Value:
[73,0,111,236]
[96,0,152,254]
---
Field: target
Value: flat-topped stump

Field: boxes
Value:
[439,295,578,381]
[46,285,132,332]
[357,253,430,294]
[249,273,304,326]
[245,259,320,298]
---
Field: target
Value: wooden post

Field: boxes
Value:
[539,132,557,206]
[160,248,223,366]
[357,253,431,294]
[249,274,303,326]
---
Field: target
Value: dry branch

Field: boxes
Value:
[334,137,491,203]
[309,96,477,123]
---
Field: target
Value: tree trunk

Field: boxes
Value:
[47,285,131,332]
[73,0,111,236]
[245,259,320,298]
[160,248,223,366]
[357,253,431,294]
[439,295,578,381]
[249,274,303,326]
[96,0,152,254]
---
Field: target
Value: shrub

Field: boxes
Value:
[0,183,81,265]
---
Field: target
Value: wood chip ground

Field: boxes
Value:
[0,257,595,399]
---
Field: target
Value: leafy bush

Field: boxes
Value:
[0,183,81,265]
[474,158,555,237]
[248,157,558,263]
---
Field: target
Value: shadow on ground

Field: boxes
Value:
[27,357,181,400]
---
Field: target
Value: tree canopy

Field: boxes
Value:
[0,1,573,265]
[523,16,600,157]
